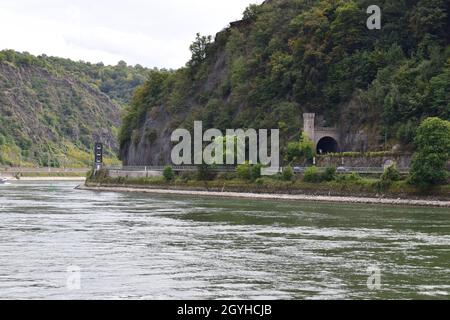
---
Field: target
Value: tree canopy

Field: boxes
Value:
[409,117,450,188]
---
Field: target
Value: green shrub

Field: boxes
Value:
[251,163,262,181]
[286,141,302,163]
[381,165,401,182]
[163,166,174,181]
[299,133,315,162]
[255,178,264,186]
[347,172,362,182]
[216,172,236,180]
[236,163,252,180]
[236,163,263,181]
[375,179,392,193]
[321,166,336,182]
[282,166,294,181]
[131,129,141,145]
[196,164,216,181]
[336,172,362,183]
[303,166,321,183]
[180,171,196,181]
[86,169,94,180]
[145,128,158,144]
[92,168,108,181]
[375,165,401,191]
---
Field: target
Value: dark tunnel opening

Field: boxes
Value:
[316,137,339,154]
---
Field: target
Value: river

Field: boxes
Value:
[0,181,449,299]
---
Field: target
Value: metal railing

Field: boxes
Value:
[104,165,410,174]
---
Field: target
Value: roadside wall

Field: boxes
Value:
[107,170,162,179]
[316,154,413,168]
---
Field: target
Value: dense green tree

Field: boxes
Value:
[409,0,449,43]
[287,132,315,163]
[188,33,212,68]
[428,58,450,119]
[409,117,450,188]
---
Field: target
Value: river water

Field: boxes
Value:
[0,181,449,300]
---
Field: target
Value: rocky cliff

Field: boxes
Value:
[0,51,149,166]
[118,0,450,165]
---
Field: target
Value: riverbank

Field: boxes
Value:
[80,183,450,208]
[1,171,87,181]
[1,175,85,181]
[0,167,88,180]
[17,177,86,181]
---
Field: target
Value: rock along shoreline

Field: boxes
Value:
[78,184,450,208]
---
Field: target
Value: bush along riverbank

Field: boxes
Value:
[87,115,450,203]
[86,164,450,202]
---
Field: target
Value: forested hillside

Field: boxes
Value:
[0,50,150,166]
[120,0,450,166]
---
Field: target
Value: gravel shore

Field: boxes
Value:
[79,184,450,208]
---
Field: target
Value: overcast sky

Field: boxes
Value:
[0,0,264,69]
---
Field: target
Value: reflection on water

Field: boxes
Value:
[0,181,449,299]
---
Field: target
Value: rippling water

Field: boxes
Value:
[0,181,449,300]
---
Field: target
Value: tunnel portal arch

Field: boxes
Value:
[316,136,339,154]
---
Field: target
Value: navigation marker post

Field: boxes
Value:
[94,142,103,172]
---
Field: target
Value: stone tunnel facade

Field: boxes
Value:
[303,113,341,154]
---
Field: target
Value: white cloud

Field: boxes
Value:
[0,0,264,68]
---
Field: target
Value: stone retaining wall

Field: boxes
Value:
[316,154,413,168]
[107,170,162,179]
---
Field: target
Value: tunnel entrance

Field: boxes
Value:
[316,137,339,154]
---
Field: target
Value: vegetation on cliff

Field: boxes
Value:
[0,50,151,166]
[119,0,450,165]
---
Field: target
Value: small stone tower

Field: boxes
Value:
[302,113,341,153]
[303,113,315,141]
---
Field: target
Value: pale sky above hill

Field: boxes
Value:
[0,0,264,68]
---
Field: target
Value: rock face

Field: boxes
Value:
[119,0,450,166]
[0,62,120,165]
[121,105,173,166]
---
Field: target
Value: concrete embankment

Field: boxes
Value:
[1,167,88,181]
[1,173,85,181]
[17,177,86,181]
[78,184,450,208]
